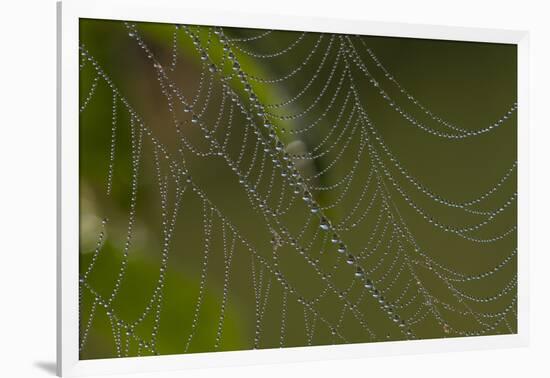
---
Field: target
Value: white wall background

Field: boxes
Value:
[1,0,548,377]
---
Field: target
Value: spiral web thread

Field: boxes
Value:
[78,21,518,358]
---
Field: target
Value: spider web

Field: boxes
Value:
[78,20,518,359]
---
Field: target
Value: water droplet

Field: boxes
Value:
[337,243,346,253]
[319,217,330,231]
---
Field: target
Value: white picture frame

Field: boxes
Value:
[57,0,530,376]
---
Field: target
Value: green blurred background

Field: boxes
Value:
[79,18,517,360]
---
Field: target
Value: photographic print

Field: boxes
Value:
[78,18,517,360]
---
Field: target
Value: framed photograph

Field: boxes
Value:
[57,0,529,376]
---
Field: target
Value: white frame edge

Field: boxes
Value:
[57,0,530,376]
